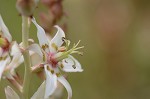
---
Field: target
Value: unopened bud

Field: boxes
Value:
[42,0,63,6]
[51,3,63,19]
[41,0,56,6]
[16,0,39,16]
[39,13,54,32]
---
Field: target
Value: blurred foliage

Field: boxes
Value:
[1,0,150,99]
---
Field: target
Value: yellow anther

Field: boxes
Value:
[42,44,49,51]
[45,44,49,48]
[0,56,7,61]
[0,57,3,61]
[56,73,61,77]
[47,65,50,70]
[51,70,54,74]
[60,63,64,68]
[42,45,45,50]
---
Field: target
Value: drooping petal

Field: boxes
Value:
[44,65,57,98]
[27,44,43,58]
[7,54,23,72]
[6,42,23,72]
[49,25,65,53]
[32,18,50,53]
[31,81,46,99]
[0,57,10,80]
[58,76,72,99]
[61,55,83,72]
[51,81,64,99]
[5,86,20,99]
[0,15,12,42]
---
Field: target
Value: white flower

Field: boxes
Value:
[0,15,12,74]
[30,18,83,99]
[0,15,23,80]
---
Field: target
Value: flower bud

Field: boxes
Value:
[51,3,63,19]
[16,0,39,16]
[41,0,56,6]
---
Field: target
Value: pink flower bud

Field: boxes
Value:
[16,0,39,16]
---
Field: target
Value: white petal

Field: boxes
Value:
[10,42,21,56]
[31,81,46,99]
[30,52,43,66]
[51,81,64,98]
[61,55,83,72]
[46,34,52,44]
[0,15,12,42]
[7,42,23,71]
[44,65,57,98]
[32,18,50,52]
[0,57,10,80]
[8,54,23,71]
[27,44,43,58]
[50,25,65,53]
[5,86,20,99]
[58,76,72,99]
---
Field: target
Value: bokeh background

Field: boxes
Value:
[1,0,150,99]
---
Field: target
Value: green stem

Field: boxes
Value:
[21,16,32,99]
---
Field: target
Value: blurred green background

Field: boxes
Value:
[1,0,150,99]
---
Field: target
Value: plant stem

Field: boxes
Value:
[22,16,31,99]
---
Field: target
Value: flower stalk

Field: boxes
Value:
[21,16,32,99]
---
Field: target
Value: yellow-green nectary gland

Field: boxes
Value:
[0,38,9,48]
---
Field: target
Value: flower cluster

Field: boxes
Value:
[0,15,23,82]
[0,14,83,99]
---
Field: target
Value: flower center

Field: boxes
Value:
[47,53,58,68]
[0,37,10,52]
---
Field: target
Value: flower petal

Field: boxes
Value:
[27,44,43,58]
[44,65,57,98]
[10,42,21,56]
[6,42,23,72]
[0,57,10,80]
[7,54,23,72]
[51,81,64,98]
[0,15,12,42]
[58,76,72,99]
[61,55,83,72]
[50,25,65,53]
[31,81,46,99]
[32,18,50,53]
[5,86,20,99]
